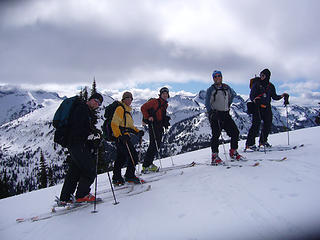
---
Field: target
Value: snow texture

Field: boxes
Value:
[1,126,320,240]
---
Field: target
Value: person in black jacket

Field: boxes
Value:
[59,93,103,203]
[245,69,288,150]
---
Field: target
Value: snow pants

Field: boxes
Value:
[209,111,240,153]
[143,123,163,168]
[60,143,96,201]
[246,105,272,146]
[113,139,138,180]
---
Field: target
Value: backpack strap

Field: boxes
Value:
[212,84,227,101]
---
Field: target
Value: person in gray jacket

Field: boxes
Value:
[205,70,243,165]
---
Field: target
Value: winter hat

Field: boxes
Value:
[159,87,170,98]
[212,70,222,79]
[122,91,133,100]
[260,68,271,81]
[89,92,103,104]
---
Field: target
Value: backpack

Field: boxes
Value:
[249,77,261,89]
[52,96,81,147]
[102,101,126,141]
[141,98,162,124]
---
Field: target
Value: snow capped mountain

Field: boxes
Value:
[0,85,62,126]
[0,85,319,197]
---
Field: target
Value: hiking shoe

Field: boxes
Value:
[112,177,125,186]
[125,175,144,184]
[229,149,245,161]
[76,193,96,203]
[245,145,258,152]
[211,153,223,166]
[259,142,272,148]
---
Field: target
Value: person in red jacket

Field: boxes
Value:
[141,87,170,173]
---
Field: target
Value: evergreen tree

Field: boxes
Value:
[48,165,55,187]
[91,77,97,96]
[79,87,83,99]
[0,170,11,199]
[83,86,88,101]
[38,150,48,189]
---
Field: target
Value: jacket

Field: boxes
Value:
[141,97,168,123]
[111,101,139,138]
[205,83,236,112]
[67,101,94,145]
[250,80,282,107]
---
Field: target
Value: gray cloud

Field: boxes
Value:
[0,0,319,105]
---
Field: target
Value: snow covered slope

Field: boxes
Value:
[1,126,320,240]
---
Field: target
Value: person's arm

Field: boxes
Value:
[205,86,213,112]
[111,106,124,138]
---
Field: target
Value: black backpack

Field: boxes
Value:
[52,96,82,147]
[102,101,127,141]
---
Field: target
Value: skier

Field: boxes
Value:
[245,68,289,150]
[205,70,244,165]
[111,91,144,185]
[59,93,104,203]
[140,87,170,173]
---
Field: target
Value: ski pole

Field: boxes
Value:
[91,145,99,213]
[138,138,142,175]
[165,129,175,166]
[125,142,141,181]
[284,94,290,145]
[256,103,266,154]
[217,120,228,162]
[106,170,119,205]
[151,123,163,169]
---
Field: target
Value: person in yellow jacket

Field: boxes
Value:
[111,91,144,185]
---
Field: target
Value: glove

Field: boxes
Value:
[283,93,289,106]
[87,133,101,141]
[136,130,144,138]
[254,97,261,105]
[118,134,130,144]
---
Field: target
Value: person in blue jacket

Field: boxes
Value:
[205,70,244,165]
[245,68,288,150]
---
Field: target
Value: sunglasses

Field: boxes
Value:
[93,99,102,106]
[214,75,222,78]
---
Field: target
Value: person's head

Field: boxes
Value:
[260,68,271,81]
[159,87,170,100]
[212,70,222,85]
[122,91,133,106]
[87,92,103,110]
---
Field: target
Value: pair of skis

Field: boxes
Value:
[16,184,151,223]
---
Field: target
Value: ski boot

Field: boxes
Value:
[229,149,246,161]
[245,145,258,152]
[259,142,272,148]
[112,177,125,186]
[141,164,159,174]
[76,193,100,203]
[211,153,223,166]
[125,175,145,184]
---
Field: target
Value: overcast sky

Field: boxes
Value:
[0,0,319,105]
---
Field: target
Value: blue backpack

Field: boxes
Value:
[53,96,81,147]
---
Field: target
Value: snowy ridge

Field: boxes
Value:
[1,127,320,240]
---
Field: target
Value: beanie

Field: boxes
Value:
[212,70,222,79]
[260,68,271,81]
[122,91,133,100]
[89,92,103,104]
[159,87,170,98]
